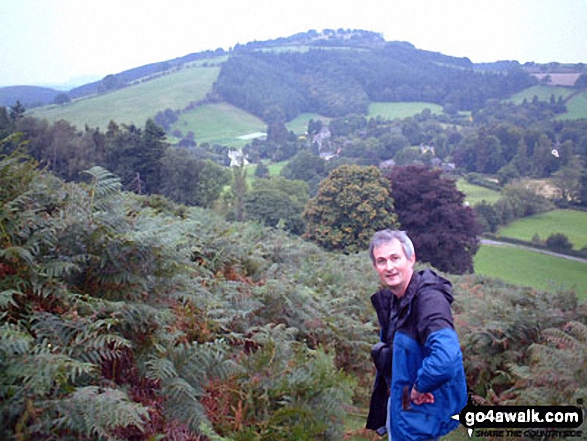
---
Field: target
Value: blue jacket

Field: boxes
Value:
[367,269,467,440]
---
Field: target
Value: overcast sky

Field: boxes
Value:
[1,0,586,88]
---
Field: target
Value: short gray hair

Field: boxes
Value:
[369,230,415,265]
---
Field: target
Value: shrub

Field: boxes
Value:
[545,233,574,252]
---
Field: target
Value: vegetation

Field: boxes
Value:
[303,165,397,253]
[456,178,501,205]
[1,154,585,440]
[496,209,587,250]
[32,65,221,130]
[2,28,587,439]
[388,165,482,274]
[368,101,443,120]
[169,102,266,148]
[474,245,587,299]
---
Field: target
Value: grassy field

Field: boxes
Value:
[456,179,501,205]
[557,90,587,120]
[32,65,221,130]
[368,102,443,120]
[286,112,328,135]
[474,244,587,300]
[171,102,266,147]
[507,85,574,105]
[496,209,587,250]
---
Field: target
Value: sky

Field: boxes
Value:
[1,0,586,88]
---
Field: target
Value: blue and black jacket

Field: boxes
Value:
[367,269,467,440]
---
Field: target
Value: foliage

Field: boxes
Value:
[388,165,482,274]
[214,42,534,122]
[6,152,382,440]
[244,177,309,235]
[507,320,587,405]
[545,232,574,252]
[2,152,586,440]
[493,182,555,225]
[452,274,582,405]
[160,147,230,207]
[303,165,397,253]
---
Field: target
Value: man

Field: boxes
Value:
[366,229,467,440]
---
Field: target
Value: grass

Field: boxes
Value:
[474,244,587,301]
[506,85,574,105]
[32,65,221,130]
[496,209,587,250]
[171,102,266,147]
[286,112,328,135]
[557,90,587,120]
[456,179,501,205]
[368,102,443,120]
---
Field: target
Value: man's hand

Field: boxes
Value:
[410,386,435,405]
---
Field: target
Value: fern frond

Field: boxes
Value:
[145,357,178,381]
[0,288,23,309]
[0,322,33,357]
[6,350,98,396]
[562,320,587,343]
[50,386,149,440]
[161,377,210,433]
[542,327,584,352]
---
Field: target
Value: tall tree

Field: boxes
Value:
[388,165,482,274]
[139,119,167,192]
[303,165,397,253]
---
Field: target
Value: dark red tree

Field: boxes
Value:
[388,165,482,274]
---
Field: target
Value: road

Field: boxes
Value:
[480,238,587,264]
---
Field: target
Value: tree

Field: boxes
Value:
[280,151,326,183]
[139,119,168,192]
[9,100,25,122]
[53,93,71,105]
[254,161,270,179]
[545,233,573,252]
[245,177,309,234]
[160,148,230,207]
[303,165,397,253]
[388,165,482,274]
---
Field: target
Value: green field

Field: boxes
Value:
[507,85,574,105]
[32,65,221,130]
[286,112,328,135]
[497,209,587,250]
[474,244,587,300]
[368,102,443,120]
[557,90,587,120]
[456,179,501,205]
[171,102,266,147]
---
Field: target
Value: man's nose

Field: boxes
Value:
[385,260,394,270]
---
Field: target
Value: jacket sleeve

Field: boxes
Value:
[414,288,461,393]
[414,327,462,393]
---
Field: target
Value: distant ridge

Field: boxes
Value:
[0,85,60,108]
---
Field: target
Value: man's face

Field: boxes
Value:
[373,239,415,296]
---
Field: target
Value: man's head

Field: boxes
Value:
[369,230,416,297]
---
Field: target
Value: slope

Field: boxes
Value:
[31,64,221,130]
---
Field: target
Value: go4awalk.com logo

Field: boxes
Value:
[452,404,584,438]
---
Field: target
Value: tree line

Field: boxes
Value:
[213,42,536,121]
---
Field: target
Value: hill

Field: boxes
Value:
[0,85,60,108]
[31,63,222,130]
[5,28,587,149]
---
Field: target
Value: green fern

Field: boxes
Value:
[49,386,149,440]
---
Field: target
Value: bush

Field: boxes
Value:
[545,233,574,252]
